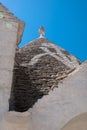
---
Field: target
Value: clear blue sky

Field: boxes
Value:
[0,0,87,61]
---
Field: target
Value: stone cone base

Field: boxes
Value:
[0,111,32,130]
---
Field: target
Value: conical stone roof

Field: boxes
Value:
[18,37,81,68]
[10,36,81,112]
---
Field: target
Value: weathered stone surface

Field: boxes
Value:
[27,61,87,130]
[1,62,86,130]
[0,3,86,130]
[0,3,24,120]
[10,37,81,112]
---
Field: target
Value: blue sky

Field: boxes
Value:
[0,0,87,61]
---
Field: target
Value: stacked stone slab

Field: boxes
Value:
[0,3,24,120]
[10,37,81,112]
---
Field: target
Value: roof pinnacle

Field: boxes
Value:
[39,26,45,38]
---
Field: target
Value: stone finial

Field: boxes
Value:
[39,26,45,38]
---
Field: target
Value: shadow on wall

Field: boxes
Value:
[9,66,45,112]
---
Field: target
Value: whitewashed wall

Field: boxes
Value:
[1,62,87,130]
[28,62,87,130]
[0,19,19,120]
[0,63,87,130]
[0,112,32,130]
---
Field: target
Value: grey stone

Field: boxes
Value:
[10,37,81,112]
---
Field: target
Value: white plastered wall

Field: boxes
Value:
[0,19,19,120]
[28,62,87,130]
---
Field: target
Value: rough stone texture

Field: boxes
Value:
[0,3,24,120]
[1,62,87,130]
[27,61,87,130]
[0,3,86,130]
[10,37,81,112]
